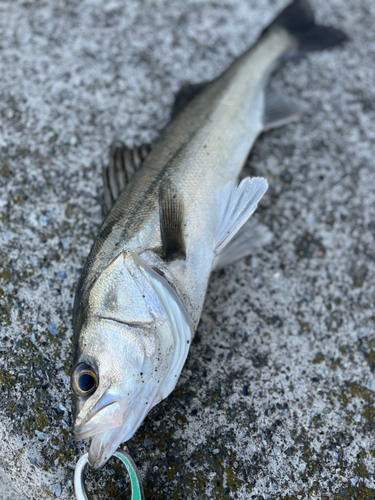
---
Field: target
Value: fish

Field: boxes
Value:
[71,0,347,469]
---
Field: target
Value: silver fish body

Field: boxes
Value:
[72,0,346,469]
[75,27,293,330]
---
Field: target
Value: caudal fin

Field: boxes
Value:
[269,0,348,54]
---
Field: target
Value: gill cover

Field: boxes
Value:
[87,249,192,400]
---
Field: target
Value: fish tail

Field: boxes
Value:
[267,0,348,54]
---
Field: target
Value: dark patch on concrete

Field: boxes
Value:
[294,232,325,259]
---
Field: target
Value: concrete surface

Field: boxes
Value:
[0,0,375,498]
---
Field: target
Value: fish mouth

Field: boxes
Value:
[85,396,156,469]
[88,426,128,469]
[74,398,140,470]
[74,379,161,469]
[74,401,123,441]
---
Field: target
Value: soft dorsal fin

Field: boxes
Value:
[171,82,207,119]
[214,177,268,255]
[159,181,186,261]
[102,142,152,215]
[263,85,308,132]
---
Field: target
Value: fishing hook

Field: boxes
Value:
[74,449,144,500]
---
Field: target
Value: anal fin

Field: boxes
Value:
[215,178,268,256]
[159,182,186,261]
[214,219,272,269]
[102,142,152,215]
[263,85,308,132]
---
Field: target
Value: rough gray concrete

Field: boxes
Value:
[0,470,25,500]
[1,0,375,499]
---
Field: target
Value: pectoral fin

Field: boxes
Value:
[263,85,309,131]
[214,178,268,255]
[159,182,186,261]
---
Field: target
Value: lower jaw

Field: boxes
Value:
[87,393,158,468]
[88,429,121,469]
[89,424,142,469]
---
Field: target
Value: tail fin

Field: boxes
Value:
[269,0,348,54]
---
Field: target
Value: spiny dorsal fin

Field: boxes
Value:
[214,178,268,255]
[214,219,272,269]
[263,85,308,132]
[102,142,152,215]
[159,182,186,261]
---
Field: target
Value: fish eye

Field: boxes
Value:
[72,363,98,397]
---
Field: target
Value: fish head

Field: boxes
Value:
[72,250,192,469]
[72,317,163,468]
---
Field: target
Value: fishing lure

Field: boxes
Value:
[74,449,144,500]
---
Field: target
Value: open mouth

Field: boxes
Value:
[88,426,126,469]
[77,401,152,469]
[74,401,123,441]
[73,380,160,469]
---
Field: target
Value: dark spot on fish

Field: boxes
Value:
[140,373,143,376]
[187,340,190,344]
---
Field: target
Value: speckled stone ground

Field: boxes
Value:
[1,0,375,499]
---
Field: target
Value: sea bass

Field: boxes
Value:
[72,0,346,469]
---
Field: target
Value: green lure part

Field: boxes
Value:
[74,449,144,500]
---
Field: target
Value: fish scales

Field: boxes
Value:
[74,28,294,335]
[72,0,347,470]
